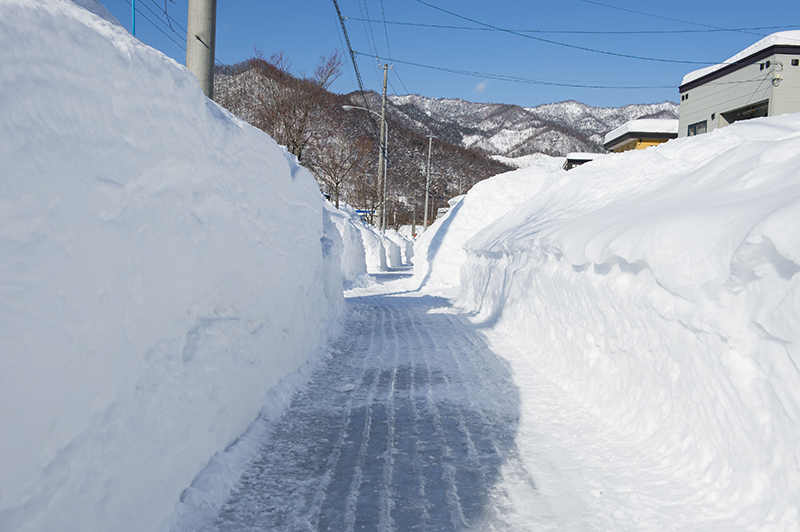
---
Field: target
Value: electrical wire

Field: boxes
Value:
[354,51,675,89]
[123,0,226,66]
[578,0,766,37]
[344,17,799,35]
[122,0,185,52]
[379,0,393,60]
[414,0,726,65]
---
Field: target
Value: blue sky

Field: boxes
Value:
[105,0,800,108]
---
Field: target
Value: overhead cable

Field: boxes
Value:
[344,17,799,36]
[578,0,766,37]
[354,51,675,89]
[414,0,724,65]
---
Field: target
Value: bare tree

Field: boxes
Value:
[308,133,373,209]
[244,49,343,162]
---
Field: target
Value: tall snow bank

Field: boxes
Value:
[325,203,372,288]
[411,158,562,289]
[0,1,342,530]
[459,114,800,529]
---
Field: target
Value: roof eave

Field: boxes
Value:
[680,44,800,93]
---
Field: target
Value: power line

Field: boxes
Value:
[146,0,186,35]
[344,17,799,36]
[379,0,393,60]
[122,0,185,52]
[414,0,726,65]
[330,0,375,116]
[392,69,412,96]
[578,0,766,38]
[354,51,675,89]
[122,0,225,66]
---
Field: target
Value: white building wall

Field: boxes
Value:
[772,53,800,116]
[679,51,800,137]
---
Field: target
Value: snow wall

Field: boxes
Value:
[454,115,800,528]
[0,1,344,530]
[411,157,563,289]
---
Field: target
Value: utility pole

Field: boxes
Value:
[186,0,217,99]
[424,135,434,231]
[377,64,391,234]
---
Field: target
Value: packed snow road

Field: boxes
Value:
[198,276,536,531]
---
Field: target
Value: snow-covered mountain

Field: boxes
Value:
[384,95,679,156]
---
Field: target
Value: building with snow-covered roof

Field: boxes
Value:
[603,119,678,152]
[562,152,602,170]
[678,31,800,138]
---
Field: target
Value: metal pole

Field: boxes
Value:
[186,0,217,99]
[424,135,433,231]
[132,0,136,35]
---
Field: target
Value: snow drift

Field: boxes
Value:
[411,157,563,290]
[455,114,800,529]
[0,0,343,530]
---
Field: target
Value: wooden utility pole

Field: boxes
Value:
[424,135,434,231]
[186,0,217,99]
[377,64,390,234]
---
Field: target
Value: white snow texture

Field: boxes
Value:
[4,0,800,530]
[418,115,800,529]
[0,0,344,530]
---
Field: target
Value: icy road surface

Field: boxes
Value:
[201,275,536,531]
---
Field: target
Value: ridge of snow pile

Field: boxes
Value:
[0,1,343,531]
[682,30,800,86]
[325,203,373,288]
[411,157,563,289]
[458,113,800,528]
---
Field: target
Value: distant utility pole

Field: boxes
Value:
[186,0,217,99]
[424,135,435,231]
[377,63,391,234]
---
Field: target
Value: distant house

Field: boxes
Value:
[679,31,800,137]
[603,119,678,152]
[562,152,602,170]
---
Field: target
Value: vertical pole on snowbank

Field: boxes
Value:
[377,64,390,234]
[424,135,434,231]
[186,0,217,99]
[132,0,136,35]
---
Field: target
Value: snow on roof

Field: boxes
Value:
[566,152,603,160]
[681,30,800,87]
[604,119,679,145]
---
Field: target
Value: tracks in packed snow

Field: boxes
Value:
[202,290,532,531]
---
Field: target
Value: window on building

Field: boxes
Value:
[688,120,707,136]
[793,59,799,66]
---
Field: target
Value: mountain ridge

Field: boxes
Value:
[374,94,679,157]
